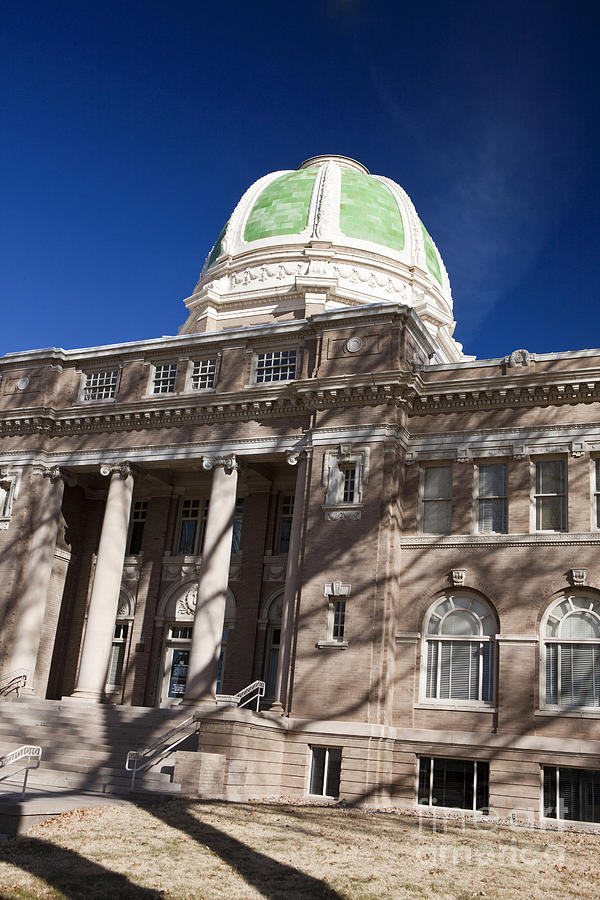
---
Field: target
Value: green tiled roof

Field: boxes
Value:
[420,221,443,286]
[207,220,228,268]
[244,169,317,242]
[339,171,404,251]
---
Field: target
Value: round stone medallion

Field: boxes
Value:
[346,337,363,353]
[16,377,30,391]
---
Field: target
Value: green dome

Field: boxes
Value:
[339,169,404,251]
[243,168,317,242]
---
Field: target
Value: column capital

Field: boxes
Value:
[287,449,308,466]
[202,454,238,473]
[100,462,135,479]
[34,465,64,484]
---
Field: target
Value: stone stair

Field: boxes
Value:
[0,697,197,798]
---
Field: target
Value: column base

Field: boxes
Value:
[269,701,285,715]
[66,689,105,703]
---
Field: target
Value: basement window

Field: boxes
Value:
[544,766,600,823]
[418,757,489,812]
[309,746,342,799]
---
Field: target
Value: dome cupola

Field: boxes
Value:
[180,155,466,362]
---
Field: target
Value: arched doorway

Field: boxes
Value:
[155,582,236,707]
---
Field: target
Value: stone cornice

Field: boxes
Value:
[401,533,600,550]
[409,368,600,414]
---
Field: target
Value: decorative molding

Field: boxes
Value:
[507,349,533,368]
[175,585,197,619]
[263,562,286,582]
[323,581,351,598]
[323,505,362,521]
[450,569,467,587]
[496,634,538,644]
[395,632,421,643]
[402,533,600,549]
[570,567,587,586]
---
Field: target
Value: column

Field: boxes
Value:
[10,467,65,694]
[272,451,308,712]
[182,455,239,704]
[71,462,135,701]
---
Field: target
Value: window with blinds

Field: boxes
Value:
[477,463,507,533]
[544,766,600,823]
[535,459,566,531]
[424,595,496,703]
[422,466,452,534]
[544,595,600,707]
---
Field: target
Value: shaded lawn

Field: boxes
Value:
[0,800,598,899]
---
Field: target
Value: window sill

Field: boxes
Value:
[536,707,600,719]
[415,702,496,713]
[316,640,348,650]
[76,397,117,405]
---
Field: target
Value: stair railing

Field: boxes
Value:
[125,714,201,791]
[215,679,266,711]
[0,745,42,798]
[0,669,27,698]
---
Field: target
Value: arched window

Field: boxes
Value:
[544,595,600,708]
[423,595,496,703]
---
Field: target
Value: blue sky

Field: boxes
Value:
[2,0,598,360]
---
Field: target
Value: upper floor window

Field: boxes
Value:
[128,501,147,554]
[544,594,600,708]
[152,363,177,395]
[232,499,244,553]
[189,359,217,391]
[477,463,507,533]
[255,349,297,383]
[176,498,208,555]
[535,459,566,531]
[82,370,119,401]
[277,494,294,554]
[421,465,452,534]
[423,594,496,704]
[594,460,600,529]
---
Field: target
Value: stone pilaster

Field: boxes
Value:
[71,463,135,702]
[182,455,239,703]
[9,467,65,695]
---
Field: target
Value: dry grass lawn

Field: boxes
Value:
[0,799,598,899]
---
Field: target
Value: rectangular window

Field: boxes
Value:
[426,640,494,702]
[176,499,207,555]
[128,501,147,554]
[535,460,566,531]
[422,466,452,534]
[544,766,600,823]
[190,359,217,390]
[278,494,294,554]
[332,599,346,641]
[418,757,489,812]
[595,460,600,528]
[82,370,119,401]
[309,746,342,798]
[107,622,129,687]
[232,499,244,553]
[341,465,357,503]
[169,625,193,640]
[152,363,177,394]
[477,463,507,533]
[255,349,297,383]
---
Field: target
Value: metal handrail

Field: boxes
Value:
[215,679,265,711]
[125,714,200,790]
[0,745,42,798]
[0,669,27,698]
